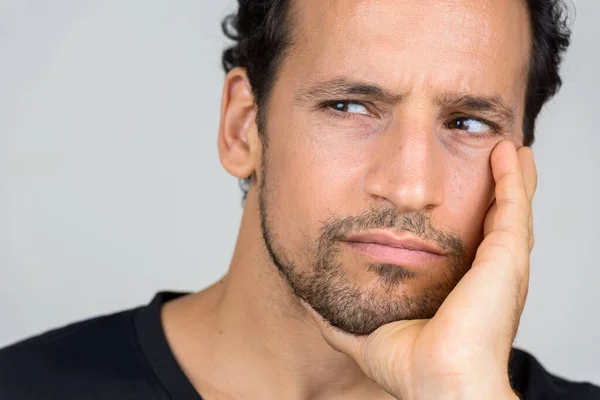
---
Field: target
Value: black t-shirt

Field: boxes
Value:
[1,292,598,399]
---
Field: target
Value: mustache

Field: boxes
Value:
[319,206,466,256]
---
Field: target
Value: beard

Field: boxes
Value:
[258,151,475,335]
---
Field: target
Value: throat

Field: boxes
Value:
[159,267,392,400]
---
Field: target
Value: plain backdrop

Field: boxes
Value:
[1,0,599,386]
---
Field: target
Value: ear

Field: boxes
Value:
[218,67,260,181]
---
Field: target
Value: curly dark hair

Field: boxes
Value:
[222,0,572,199]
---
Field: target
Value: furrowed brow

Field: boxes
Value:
[294,77,404,105]
[437,92,516,129]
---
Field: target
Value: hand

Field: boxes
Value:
[304,140,536,399]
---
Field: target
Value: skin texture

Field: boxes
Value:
[161,0,535,399]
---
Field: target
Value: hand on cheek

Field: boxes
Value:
[303,140,537,400]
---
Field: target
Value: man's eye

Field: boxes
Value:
[328,101,369,115]
[447,117,491,133]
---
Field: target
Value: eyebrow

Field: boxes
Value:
[294,77,405,105]
[436,92,516,129]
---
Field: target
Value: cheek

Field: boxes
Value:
[262,119,365,258]
[268,98,371,212]
[442,152,495,253]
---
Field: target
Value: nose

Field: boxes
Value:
[363,120,446,214]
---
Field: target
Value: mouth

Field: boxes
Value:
[341,231,447,267]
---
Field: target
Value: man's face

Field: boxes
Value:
[256,0,530,334]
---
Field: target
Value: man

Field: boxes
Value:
[1,0,598,398]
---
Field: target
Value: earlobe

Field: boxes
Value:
[218,67,259,180]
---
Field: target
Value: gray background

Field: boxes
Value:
[1,0,599,386]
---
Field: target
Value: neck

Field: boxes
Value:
[161,191,394,400]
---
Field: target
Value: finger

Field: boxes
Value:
[528,212,535,251]
[433,141,532,348]
[517,146,537,203]
[489,140,530,237]
[483,201,497,237]
[517,147,536,250]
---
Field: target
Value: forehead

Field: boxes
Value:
[283,0,531,104]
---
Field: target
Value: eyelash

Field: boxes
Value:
[320,100,501,137]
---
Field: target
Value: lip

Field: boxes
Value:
[343,231,447,255]
[341,231,448,266]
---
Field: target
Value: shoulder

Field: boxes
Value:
[0,307,160,400]
[509,347,600,399]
